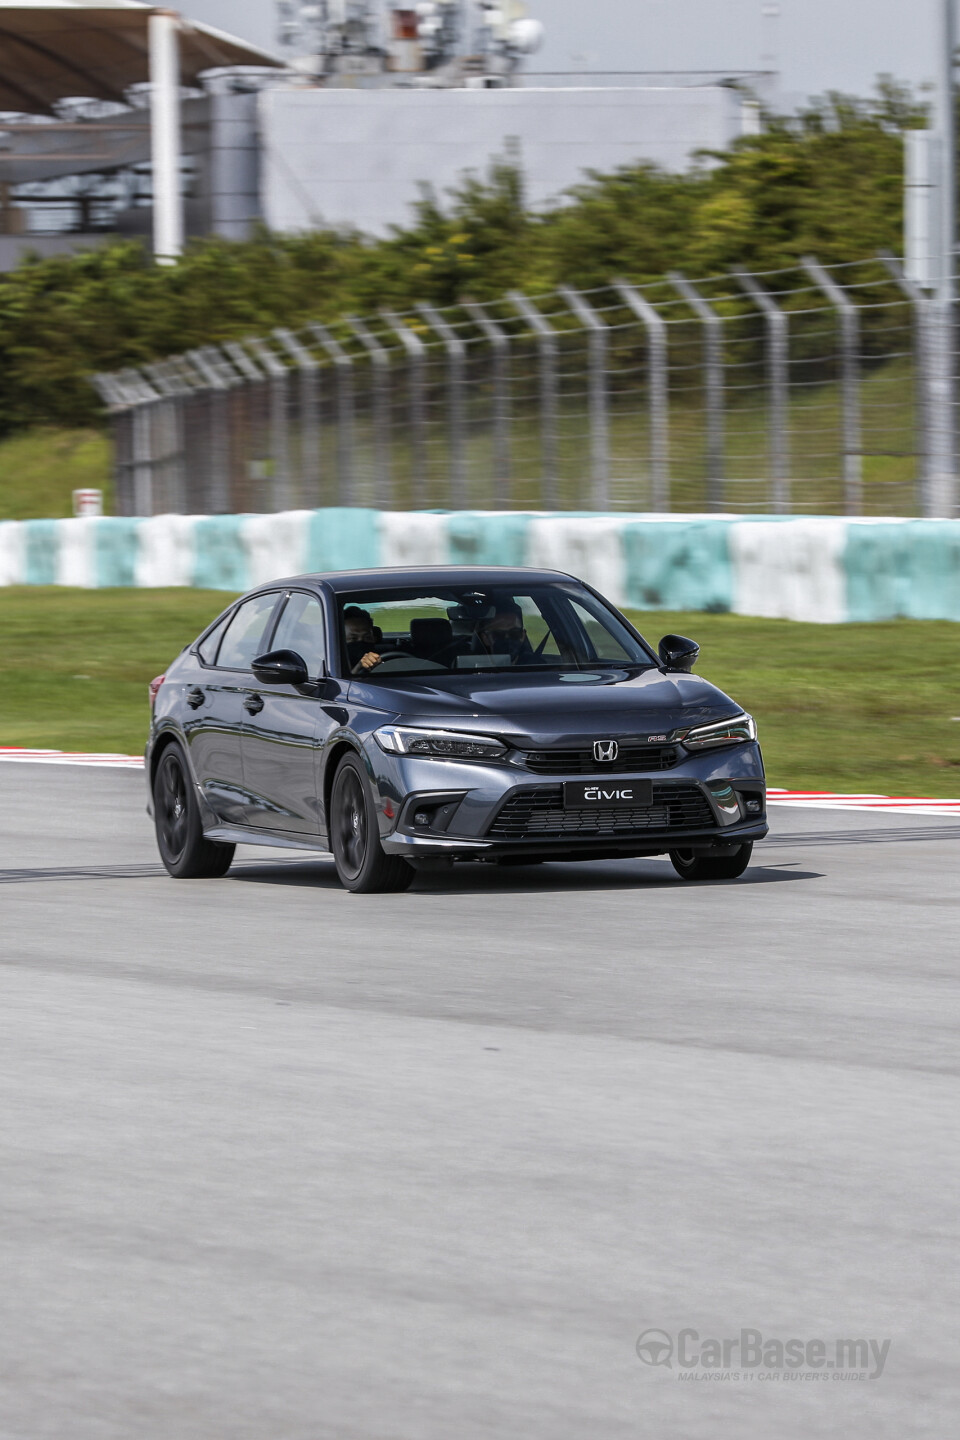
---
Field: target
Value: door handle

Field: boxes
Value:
[244,694,265,715]
[186,687,205,710]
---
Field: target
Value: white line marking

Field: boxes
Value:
[2,753,958,814]
[0,749,144,769]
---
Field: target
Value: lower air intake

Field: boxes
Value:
[487,784,716,839]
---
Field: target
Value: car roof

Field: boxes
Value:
[265,565,578,594]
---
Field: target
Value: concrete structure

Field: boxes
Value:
[259,83,745,235]
[0,6,749,259]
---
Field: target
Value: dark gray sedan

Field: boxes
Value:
[146,566,767,892]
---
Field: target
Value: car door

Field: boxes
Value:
[239,589,335,835]
[185,591,282,825]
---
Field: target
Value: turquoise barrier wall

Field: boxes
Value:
[1,510,959,623]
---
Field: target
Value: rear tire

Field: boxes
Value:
[669,843,753,882]
[330,753,414,895]
[154,743,235,879]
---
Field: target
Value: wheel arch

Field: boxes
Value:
[148,726,217,829]
[322,738,365,826]
[149,727,185,787]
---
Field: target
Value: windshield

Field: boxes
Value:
[337,584,654,678]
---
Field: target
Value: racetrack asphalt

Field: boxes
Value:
[0,766,957,1439]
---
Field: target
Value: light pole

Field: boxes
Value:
[760,3,781,108]
[938,0,956,304]
[149,9,183,263]
[929,0,958,515]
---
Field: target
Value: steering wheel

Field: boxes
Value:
[367,649,414,666]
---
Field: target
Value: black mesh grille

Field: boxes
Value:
[487,784,716,840]
[520,744,678,775]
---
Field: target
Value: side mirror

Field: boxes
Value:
[658,634,700,672]
[251,649,309,686]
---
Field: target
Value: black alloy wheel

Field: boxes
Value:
[154,744,235,879]
[669,843,753,882]
[330,753,413,894]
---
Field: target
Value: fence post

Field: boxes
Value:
[188,347,237,513]
[417,304,466,508]
[615,281,670,511]
[926,299,957,517]
[382,311,427,509]
[560,286,610,510]
[309,323,354,506]
[669,271,725,511]
[221,342,270,512]
[733,270,790,514]
[142,361,188,514]
[93,373,135,515]
[246,336,293,512]
[132,399,154,517]
[274,327,320,507]
[464,302,510,509]
[110,370,161,516]
[802,257,862,516]
[509,291,558,508]
[172,354,206,517]
[346,317,392,509]
[878,251,934,517]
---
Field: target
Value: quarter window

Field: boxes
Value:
[216,592,280,671]
[197,611,231,666]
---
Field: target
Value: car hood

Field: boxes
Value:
[350,666,744,745]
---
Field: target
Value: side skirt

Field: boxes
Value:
[205,824,330,854]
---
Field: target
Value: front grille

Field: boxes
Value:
[487,784,716,840]
[519,743,679,775]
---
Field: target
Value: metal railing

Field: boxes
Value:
[93,254,959,518]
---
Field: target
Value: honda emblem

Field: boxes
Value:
[593,740,619,762]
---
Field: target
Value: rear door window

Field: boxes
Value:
[216,592,281,671]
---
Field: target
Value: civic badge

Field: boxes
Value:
[593,740,619,762]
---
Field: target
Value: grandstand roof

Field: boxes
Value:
[0,2,283,113]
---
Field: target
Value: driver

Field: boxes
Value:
[472,602,540,665]
[343,606,384,675]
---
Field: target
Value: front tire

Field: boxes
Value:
[669,843,753,882]
[330,754,414,894]
[154,743,235,879]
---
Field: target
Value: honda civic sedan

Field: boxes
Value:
[146,566,767,892]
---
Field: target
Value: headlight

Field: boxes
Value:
[681,713,757,750]
[374,725,507,761]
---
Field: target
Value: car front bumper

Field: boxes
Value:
[369,741,768,862]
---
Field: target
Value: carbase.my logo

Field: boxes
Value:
[635,1328,891,1381]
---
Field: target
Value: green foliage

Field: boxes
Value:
[0,80,929,438]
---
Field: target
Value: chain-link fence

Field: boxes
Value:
[94,253,959,518]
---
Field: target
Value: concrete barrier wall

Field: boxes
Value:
[2,510,959,623]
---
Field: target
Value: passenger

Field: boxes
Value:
[473,602,541,665]
[343,606,384,675]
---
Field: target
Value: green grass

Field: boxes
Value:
[0,428,113,521]
[1,588,958,797]
[0,588,236,754]
[635,610,960,798]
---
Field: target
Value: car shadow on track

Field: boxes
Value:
[0,857,821,891]
[226,859,823,893]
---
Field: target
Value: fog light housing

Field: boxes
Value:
[401,794,467,836]
[744,797,763,816]
[706,780,742,826]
